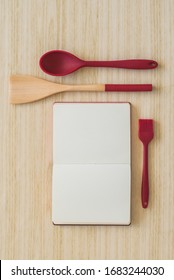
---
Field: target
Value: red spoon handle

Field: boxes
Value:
[85,59,158,69]
[105,84,152,92]
[142,144,149,208]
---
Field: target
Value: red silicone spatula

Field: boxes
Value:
[138,119,154,208]
[39,50,158,76]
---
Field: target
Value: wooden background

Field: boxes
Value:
[0,0,174,259]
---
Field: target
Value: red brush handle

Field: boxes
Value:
[105,84,152,92]
[142,144,149,208]
[85,59,158,69]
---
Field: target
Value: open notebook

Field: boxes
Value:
[52,103,131,225]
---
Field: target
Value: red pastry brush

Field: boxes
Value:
[138,119,154,208]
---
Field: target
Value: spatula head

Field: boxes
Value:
[9,75,64,104]
[138,119,154,145]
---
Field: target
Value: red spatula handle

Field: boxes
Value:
[85,59,158,69]
[105,84,152,92]
[142,144,149,208]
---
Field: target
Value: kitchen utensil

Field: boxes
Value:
[9,75,152,104]
[39,50,158,76]
[138,119,154,208]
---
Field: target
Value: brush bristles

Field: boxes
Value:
[139,119,153,131]
[138,119,154,143]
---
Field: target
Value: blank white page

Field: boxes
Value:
[52,103,131,225]
[53,103,130,164]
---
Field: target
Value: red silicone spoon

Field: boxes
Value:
[39,50,158,76]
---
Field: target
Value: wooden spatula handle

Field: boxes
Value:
[66,84,152,92]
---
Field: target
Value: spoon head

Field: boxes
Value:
[39,50,84,76]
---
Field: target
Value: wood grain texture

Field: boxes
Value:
[9,75,105,104]
[0,0,174,259]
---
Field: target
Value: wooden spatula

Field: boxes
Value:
[9,75,152,104]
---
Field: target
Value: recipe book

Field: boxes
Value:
[52,102,131,225]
